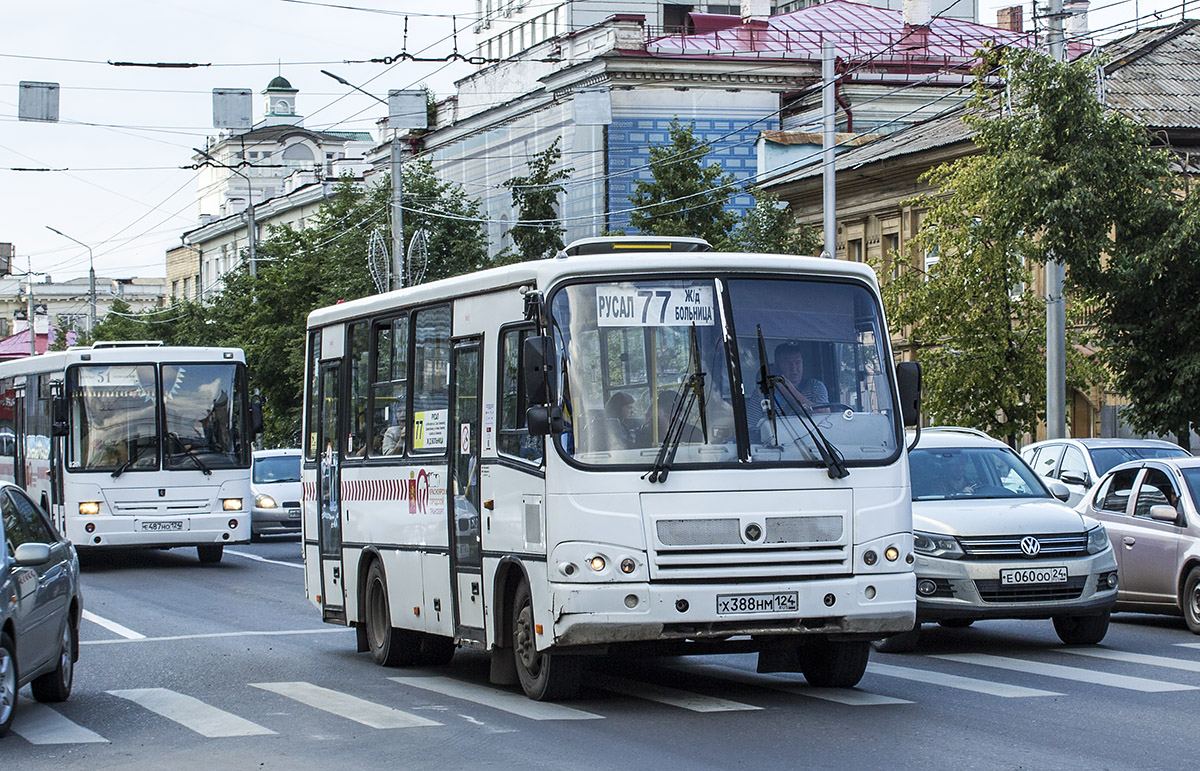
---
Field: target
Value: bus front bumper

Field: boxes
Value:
[548,572,915,648]
[69,512,250,548]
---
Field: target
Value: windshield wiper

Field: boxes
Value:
[111,441,150,479]
[756,326,849,480]
[645,325,709,484]
[168,432,213,476]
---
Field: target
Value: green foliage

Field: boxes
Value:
[726,190,821,255]
[501,138,573,261]
[628,119,738,244]
[402,158,491,281]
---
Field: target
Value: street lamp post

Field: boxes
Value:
[46,225,96,333]
[193,148,257,276]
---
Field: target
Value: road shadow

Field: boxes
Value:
[77,546,246,573]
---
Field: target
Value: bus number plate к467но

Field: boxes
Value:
[716,592,799,615]
[141,520,183,531]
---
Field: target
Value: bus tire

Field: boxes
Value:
[197,544,224,564]
[1,632,16,737]
[32,615,75,703]
[799,639,870,688]
[511,581,580,700]
[365,560,419,667]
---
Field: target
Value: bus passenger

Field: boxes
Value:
[775,341,829,410]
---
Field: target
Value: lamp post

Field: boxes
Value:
[46,225,96,333]
[193,147,257,276]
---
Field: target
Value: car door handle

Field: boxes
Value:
[1123,536,1136,547]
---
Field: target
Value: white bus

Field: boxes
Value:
[0,342,259,563]
[302,240,922,699]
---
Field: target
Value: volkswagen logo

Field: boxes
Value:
[1020,536,1042,557]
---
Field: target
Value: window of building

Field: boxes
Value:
[663,4,695,33]
[923,246,940,279]
[172,280,179,298]
[846,238,864,263]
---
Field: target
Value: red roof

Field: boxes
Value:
[0,327,78,360]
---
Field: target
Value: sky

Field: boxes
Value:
[1,0,1190,286]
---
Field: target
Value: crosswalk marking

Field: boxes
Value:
[932,653,1198,693]
[1061,647,1200,673]
[12,701,109,745]
[108,688,275,737]
[1174,642,1200,650]
[867,662,1061,698]
[666,663,912,706]
[251,682,441,728]
[593,672,763,711]
[389,676,602,720]
[82,609,145,640]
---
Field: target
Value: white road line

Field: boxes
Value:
[1060,647,1200,673]
[389,676,602,721]
[82,609,145,640]
[82,628,350,646]
[1174,642,1200,650]
[867,662,1061,698]
[932,653,1198,693]
[593,673,763,711]
[12,701,108,745]
[225,550,304,569]
[251,682,441,729]
[108,688,275,738]
[677,663,912,706]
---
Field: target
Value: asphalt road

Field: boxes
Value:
[5,539,1198,770]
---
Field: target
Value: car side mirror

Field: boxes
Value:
[1149,504,1180,523]
[523,335,556,405]
[895,361,922,428]
[251,401,265,436]
[526,406,565,437]
[13,542,52,566]
[1059,470,1090,487]
[1046,480,1071,502]
[52,395,69,437]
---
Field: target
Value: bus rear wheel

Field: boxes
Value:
[511,581,580,700]
[799,639,870,688]
[365,560,419,666]
[197,544,224,564]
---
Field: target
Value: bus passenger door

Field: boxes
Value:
[13,383,26,489]
[317,362,346,617]
[451,339,484,638]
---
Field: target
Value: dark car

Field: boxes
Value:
[2,484,83,737]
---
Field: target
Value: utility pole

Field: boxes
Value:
[46,226,96,333]
[26,256,35,357]
[821,37,837,259]
[1045,0,1067,439]
[391,128,404,289]
[193,148,257,276]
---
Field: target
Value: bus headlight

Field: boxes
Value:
[222,498,243,511]
[79,501,101,516]
[255,494,277,509]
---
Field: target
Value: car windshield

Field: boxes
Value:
[1091,446,1190,476]
[254,455,301,484]
[162,364,250,470]
[910,447,1050,501]
[550,276,899,468]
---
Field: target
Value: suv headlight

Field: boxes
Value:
[913,530,965,559]
[255,494,277,509]
[1086,525,1109,554]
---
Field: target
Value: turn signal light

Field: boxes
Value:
[885,546,900,562]
[589,556,606,572]
[222,498,243,511]
[79,501,101,516]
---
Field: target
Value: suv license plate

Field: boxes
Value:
[716,592,799,615]
[142,520,183,532]
[1000,566,1067,585]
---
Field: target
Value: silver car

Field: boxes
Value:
[2,483,83,737]
[250,449,302,539]
[1079,456,1200,633]
[1021,437,1190,507]
[875,428,1118,653]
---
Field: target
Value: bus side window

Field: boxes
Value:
[346,322,370,458]
[304,331,321,461]
[499,327,543,464]
[371,316,409,457]
[410,305,451,455]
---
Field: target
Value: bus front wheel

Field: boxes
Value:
[799,639,870,688]
[197,544,224,564]
[365,560,419,667]
[511,581,580,700]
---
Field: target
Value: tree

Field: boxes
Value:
[628,118,738,244]
[726,190,821,255]
[402,159,491,280]
[501,138,572,261]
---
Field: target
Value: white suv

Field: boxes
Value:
[250,449,302,539]
[875,428,1118,653]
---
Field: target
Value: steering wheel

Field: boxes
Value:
[970,484,1010,498]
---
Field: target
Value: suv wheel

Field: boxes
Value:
[1053,611,1110,645]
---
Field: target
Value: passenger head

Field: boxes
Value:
[605,391,636,420]
[775,341,807,385]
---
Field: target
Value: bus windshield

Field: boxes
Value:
[68,364,159,472]
[162,364,250,470]
[551,276,899,468]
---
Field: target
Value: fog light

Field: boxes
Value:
[675,599,689,613]
[79,501,100,516]
[620,558,636,574]
[228,519,239,529]
[864,585,877,600]
[1106,572,1118,589]
[223,498,243,511]
[93,536,101,544]
[906,553,914,564]
[589,556,606,572]
[823,593,836,607]
[863,550,878,566]
[885,546,900,562]
[85,522,96,534]
[624,594,639,609]
[917,579,937,596]
[559,562,576,576]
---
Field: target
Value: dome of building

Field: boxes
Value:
[266,75,295,91]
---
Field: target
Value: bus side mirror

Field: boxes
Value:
[896,361,922,428]
[523,335,556,405]
[526,406,565,437]
[52,395,69,437]
[251,401,265,436]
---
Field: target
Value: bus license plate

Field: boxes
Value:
[142,520,183,532]
[287,508,301,519]
[1000,566,1067,585]
[716,592,799,615]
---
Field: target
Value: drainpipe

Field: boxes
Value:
[834,58,854,134]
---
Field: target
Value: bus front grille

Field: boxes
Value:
[651,515,849,579]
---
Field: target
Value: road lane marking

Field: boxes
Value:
[1174,643,1200,650]
[13,701,109,744]
[389,676,602,720]
[251,682,441,728]
[932,653,1198,692]
[1060,647,1200,673]
[82,628,350,646]
[82,609,145,640]
[867,662,1061,698]
[108,688,275,737]
[665,663,911,706]
[226,550,304,569]
[593,672,763,711]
